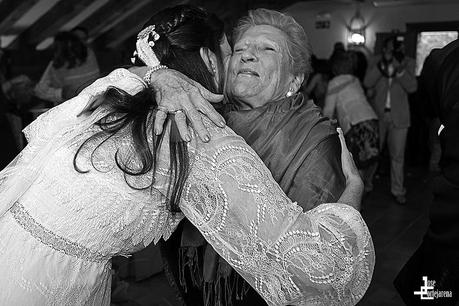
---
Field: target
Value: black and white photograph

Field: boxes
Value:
[0,0,458,305]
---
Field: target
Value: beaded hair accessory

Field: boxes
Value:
[131,25,161,67]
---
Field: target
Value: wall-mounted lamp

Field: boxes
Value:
[347,8,366,46]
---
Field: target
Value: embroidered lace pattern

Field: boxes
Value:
[0,69,174,306]
[10,202,110,263]
[181,123,375,306]
[0,69,374,306]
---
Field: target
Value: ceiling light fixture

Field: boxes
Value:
[348,5,366,46]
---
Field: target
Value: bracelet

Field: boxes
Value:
[143,65,168,85]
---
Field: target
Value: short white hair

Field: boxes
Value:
[233,8,312,79]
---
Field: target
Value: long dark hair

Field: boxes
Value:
[74,5,224,212]
[52,31,88,69]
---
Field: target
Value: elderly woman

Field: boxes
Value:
[154,8,351,306]
[154,9,345,210]
[225,9,345,208]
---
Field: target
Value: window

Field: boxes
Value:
[416,31,458,76]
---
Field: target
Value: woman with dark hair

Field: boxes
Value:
[0,5,372,306]
[323,51,379,192]
[34,31,100,105]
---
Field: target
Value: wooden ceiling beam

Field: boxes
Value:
[188,0,315,36]
[80,0,151,43]
[0,0,41,34]
[22,0,103,45]
[190,0,304,19]
[0,0,20,30]
[251,0,308,10]
[97,0,186,49]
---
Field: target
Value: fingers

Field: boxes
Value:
[183,102,210,142]
[189,80,225,127]
[202,91,224,103]
[174,111,190,142]
[149,72,223,140]
[337,128,352,159]
[337,128,361,182]
[337,128,348,153]
[154,110,167,135]
[192,79,224,103]
[197,101,226,128]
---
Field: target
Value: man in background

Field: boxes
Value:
[364,36,417,204]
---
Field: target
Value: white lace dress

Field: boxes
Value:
[0,69,374,306]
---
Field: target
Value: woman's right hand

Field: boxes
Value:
[337,128,364,210]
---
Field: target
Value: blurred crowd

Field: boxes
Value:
[302,36,437,206]
[0,27,100,167]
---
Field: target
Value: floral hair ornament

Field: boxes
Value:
[131,25,161,66]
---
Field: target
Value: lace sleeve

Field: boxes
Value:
[0,69,145,218]
[24,68,145,144]
[180,132,374,306]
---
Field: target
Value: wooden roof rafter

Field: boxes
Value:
[80,0,152,43]
[0,0,334,50]
[19,0,96,46]
[0,0,42,35]
[97,0,187,49]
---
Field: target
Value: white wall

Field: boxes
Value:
[283,1,459,58]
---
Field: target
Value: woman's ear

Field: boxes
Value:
[199,47,218,76]
[289,73,305,94]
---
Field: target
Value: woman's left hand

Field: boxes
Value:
[337,128,363,210]
[337,128,362,184]
[129,66,225,142]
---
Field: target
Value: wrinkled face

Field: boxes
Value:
[226,25,293,108]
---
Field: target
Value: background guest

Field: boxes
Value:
[364,36,417,204]
[34,31,100,106]
[329,41,345,63]
[323,51,379,194]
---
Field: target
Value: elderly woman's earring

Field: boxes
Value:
[211,64,217,75]
[286,88,294,97]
